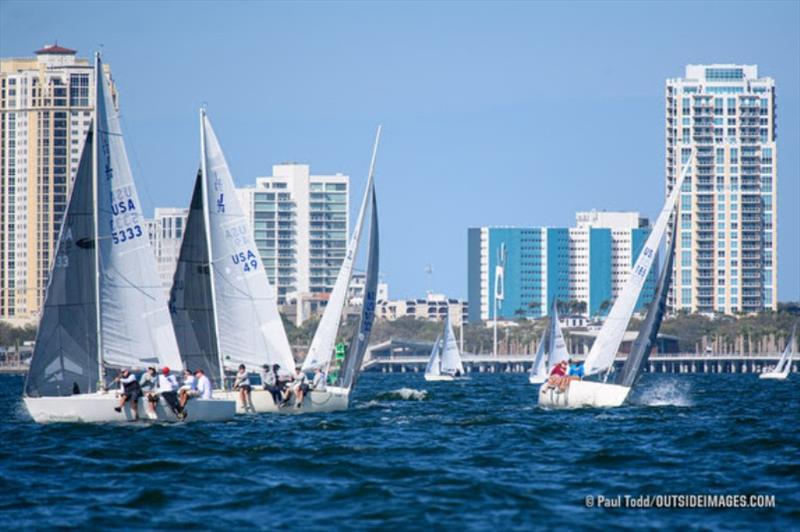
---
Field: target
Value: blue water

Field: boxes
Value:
[1,373,798,529]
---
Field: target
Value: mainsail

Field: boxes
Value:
[547,302,570,368]
[775,325,796,375]
[529,332,547,382]
[616,216,677,388]
[25,129,99,397]
[583,153,694,377]
[439,310,465,375]
[302,126,382,372]
[338,187,380,389]
[94,55,183,371]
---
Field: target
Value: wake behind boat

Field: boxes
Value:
[424,309,465,381]
[759,325,795,380]
[539,152,691,408]
[23,55,234,423]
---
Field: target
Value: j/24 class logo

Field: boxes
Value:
[232,249,258,272]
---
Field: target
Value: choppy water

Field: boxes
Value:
[1,373,798,529]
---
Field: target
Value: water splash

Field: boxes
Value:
[375,388,428,401]
[634,379,693,407]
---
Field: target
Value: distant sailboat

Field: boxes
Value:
[169,109,296,413]
[424,310,465,381]
[539,152,693,408]
[23,55,234,423]
[759,325,795,380]
[529,301,570,384]
[290,126,382,411]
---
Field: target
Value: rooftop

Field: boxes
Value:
[35,44,77,55]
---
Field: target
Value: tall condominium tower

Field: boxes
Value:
[666,65,777,314]
[467,211,653,323]
[144,207,189,295]
[237,164,349,305]
[0,45,114,324]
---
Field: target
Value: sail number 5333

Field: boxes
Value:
[111,225,144,244]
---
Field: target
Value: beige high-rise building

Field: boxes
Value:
[666,65,777,315]
[0,45,114,324]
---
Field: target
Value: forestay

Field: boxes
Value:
[303,126,382,372]
[25,129,99,397]
[94,56,183,371]
[583,154,694,377]
[201,113,294,372]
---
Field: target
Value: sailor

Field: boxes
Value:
[262,364,282,405]
[195,369,213,400]
[311,367,327,393]
[568,359,585,380]
[113,368,142,421]
[291,366,310,408]
[542,360,569,394]
[140,366,159,417]
[233,364,252,408]
[178,369,198,410]
[158,367,182,418]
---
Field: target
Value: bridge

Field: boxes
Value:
[363,339,794,375]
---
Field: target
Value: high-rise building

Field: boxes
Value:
[666,65,777,314]
[0,45,114,324]
[144,208,189,294]
[237,164,349,305]
[467,211,653,322]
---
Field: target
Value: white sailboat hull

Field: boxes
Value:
[529,374,547,385]
[537,380,630,408]
[759,371,789,380]
[216,386,350,414]
[24,392,235,423]
[424,373,454,382]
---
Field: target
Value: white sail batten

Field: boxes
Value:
[583,153,694,376]
[200,113,294,373]
[440,311,464,375]
[94,56,183,371]
[425,336,443,377]
[303,126,382,372]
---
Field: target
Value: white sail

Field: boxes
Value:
[583,153,694,376]
[529,333,547,382]
[548,304,570,368]
[776,326,795,375]
[425,335,443,376]
[200,112,294,373]
[94,55,183,371]
[440,311,464,375]
[302,126,382,371]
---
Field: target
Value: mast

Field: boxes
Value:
[93,53,103,386]
[199,107,225,389]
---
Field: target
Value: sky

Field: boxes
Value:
[1,0,798,301]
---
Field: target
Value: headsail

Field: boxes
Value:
[440,310,464,375]
[94,55,183,371]
[303,126,382,372]
[616,216,677,388]
[776,324,796,375]
[338,187,380,389]
[200,112,294,373]
[547,302,570,368]
[529,331,547,382]
[583,153,694,377]
[425,336,443,377]
[169,173,219,378]
[25,129,99,397]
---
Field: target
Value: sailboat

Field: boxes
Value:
[283,126,383,412]
[759,325,795,380]
[169,109,296,414]
[424,309,465,381]
[23,54,234,423]
[539,152,692,408]
[529,301,570,384]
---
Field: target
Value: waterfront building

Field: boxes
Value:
[467,211,653,322]
[666,64,777,314]
[376,293,468,327]
[348,271,389,306]
[0,45,114,324]
[237,163,349,305]
[144,208,189,294]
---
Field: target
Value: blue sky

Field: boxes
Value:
[2,1,798,301]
